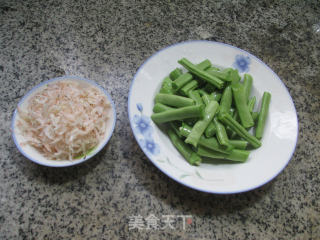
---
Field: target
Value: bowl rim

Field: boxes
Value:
[11,75,117,167]
[128,40,299,194]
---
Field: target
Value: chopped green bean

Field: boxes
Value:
[219,86,232,114]
[196,59,212,70]
[248,96,256,113]
[206,68,232,82]
[193,60,213,86]
[256,92,271,139]
[196,146,250,162]
[243,74,253,100]
[178,58,224,89]
[153,103,174,113]
[159,77,174,94]
[201,91,214,105]
[218,112,261,148]
[179,123,232,154]
[172,73,193,91]
[232,83,254,128]
[182,90,203,124]
[167,128,202,166]
[185,101,219,147]
[229,69,241,85]
[204,122,216,137]
[229,110,240,139]
[204,97,218,138]
[213,117,230,147]
[172,60,211,91]
[188,90,203,105]
[229,140,248,150]
[155,93,195,107]
[180,80,198,96]
[151,105,204,124]
[246,96,257,130]
[225,109,237,137]
[169,68,183,80]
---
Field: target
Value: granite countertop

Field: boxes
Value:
[1,0,319,239]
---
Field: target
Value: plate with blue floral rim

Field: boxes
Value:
[128,40,298,194]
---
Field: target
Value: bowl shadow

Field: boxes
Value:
[13,140,113,185]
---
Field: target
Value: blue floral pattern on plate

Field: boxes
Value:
[233,54,251,73]
[133,103,160,156]
[139,138,160,155]
[133,114,152,137]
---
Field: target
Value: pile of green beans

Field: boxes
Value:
[151,58,271,166]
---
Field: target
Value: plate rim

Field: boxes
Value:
[128,40,298,194]
[11,75,117,167]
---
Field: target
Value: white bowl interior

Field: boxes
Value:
[128,41,298,194]
[12,76,116,167]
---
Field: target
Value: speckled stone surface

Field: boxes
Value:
[1,0,319,239]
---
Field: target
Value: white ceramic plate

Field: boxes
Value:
[128,40,298,194]
[12,76,116,167]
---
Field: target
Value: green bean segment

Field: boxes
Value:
[248,96,256,113]
[232,83,254,128]
[155,93,194,107]
[229,69,241,85]
[196,146,250,162]
[172,60,212,91]
[178,58,224,89]
[243,74,253,100]
[188,90,203,105]
[180,80,198,96]
[229,140,248,150]
[179,123,232,154]
[204,122,217,137]
[196,59,212,71]
[185,101,219,147]
[151,105,203,124]
[218,112,261,148]
[167,128,202,166]
[213,117,230,147]
[206,68,232,82]
[201,92,214,105]
[172,73,193,91]
[256,92,271,139]
[220,86,232,114]
[159,77,174,94]
[169,68,183,80]
[153,103,174,113]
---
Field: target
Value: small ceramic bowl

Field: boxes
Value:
[128,40,298,194]
[11,76,116,167]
